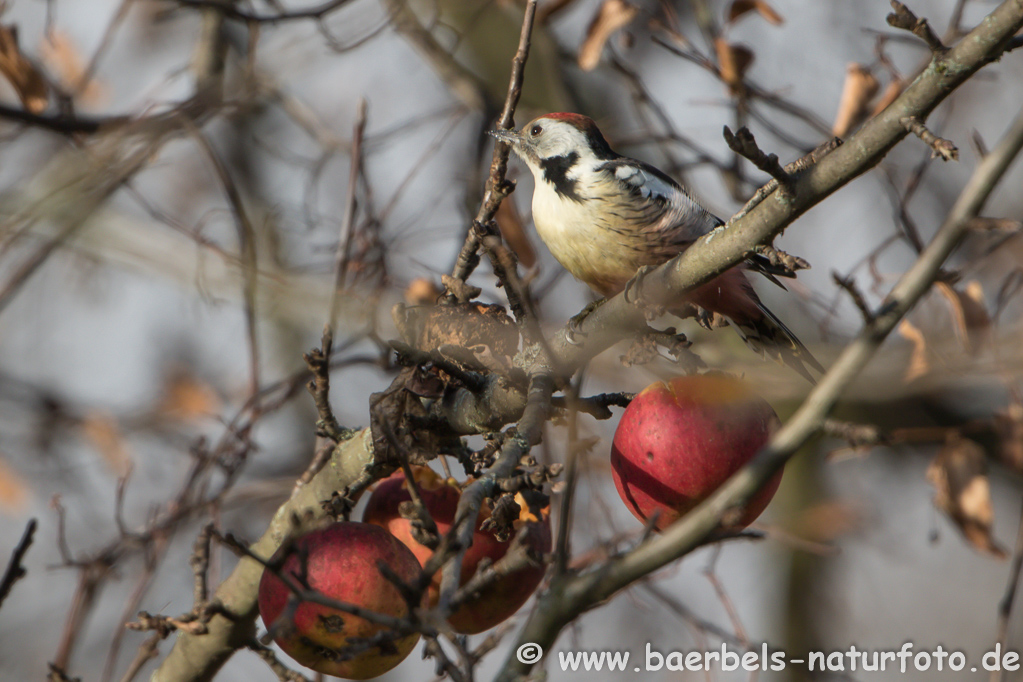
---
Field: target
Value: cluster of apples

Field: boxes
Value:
[257,468,551,679]
[257,374,780,679]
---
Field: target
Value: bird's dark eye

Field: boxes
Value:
[530,124,543,136]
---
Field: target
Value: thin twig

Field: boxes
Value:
[723,126,794,196]
[887,1,947,53]
[246,640,313,682]
[446,0,539,291]
[832,272,875,322]
[991,497,1023,682]
[330,98,368,332]
[188,129,262,397]
[190,523,214,609]
[822,419,887,448]
[303,327,355,443]
[732,137,842,222]
[0,518,37,611]
[902,116,959,160]
[554,375,583,575]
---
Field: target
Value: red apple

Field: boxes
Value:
[257,522,424,680]
[362,468,550,634]
[611,374,781,531]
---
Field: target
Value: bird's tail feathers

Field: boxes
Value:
[731,302,824,384]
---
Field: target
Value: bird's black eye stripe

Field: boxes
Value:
[530,124,542,136]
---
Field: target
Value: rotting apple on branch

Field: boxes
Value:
[257,522,425,680]
[363,467,551,634]
[611,373,782,531]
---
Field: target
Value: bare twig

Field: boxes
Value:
[887,1,947,53]
[723,126,794,196]
[550,391,632,421]
[303,327,356,444]
[0,103,127,132]
[447,0,539,290]
[902,116,959,160]
[330,98,368,332]
[554,376,583,575]
[0,518,36,611]
[292,442,335,495]
[732,137,843,222]
[991,498,1023,682]
[117,634,161,682]
[245,641,312,682]
[190,523,214,610]
[832,272,875,322]
[188,129,261,397]
[703,548,749,646]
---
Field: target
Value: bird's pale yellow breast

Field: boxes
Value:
[531,177,646,296]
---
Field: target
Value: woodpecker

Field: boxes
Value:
[490,112,822,382]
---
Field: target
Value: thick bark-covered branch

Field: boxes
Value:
[150,432,375,682]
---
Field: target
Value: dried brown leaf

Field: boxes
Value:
[727,0,783,25]
[0,24,48,113]
[578,0,639,71]
[495,198,536,269]
[619,334,660,367]
[39,30,107,106]
[897,319,929,382]
[404,277,442,305]
[754,0,784,24]
[714,38,754,93]
[0,454,29,512]
[927,436,1006,558]
[790,500,862,542]
[870,79,904,117]
[727,0,758,22]
[935,280,990,354]
[158,373,222,421]
[832,63,879,138]
[81,413,131,476]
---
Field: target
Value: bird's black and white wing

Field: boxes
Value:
[594,158,718,261]
[596,157,795,285]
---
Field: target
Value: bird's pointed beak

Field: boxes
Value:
[488,128,521,146]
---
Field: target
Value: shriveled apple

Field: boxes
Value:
[257,522,424,680]
[611,374,781,531]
